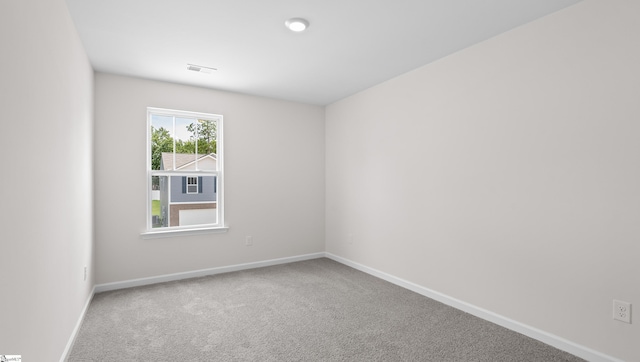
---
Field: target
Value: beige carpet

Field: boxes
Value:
[68,258,584,361]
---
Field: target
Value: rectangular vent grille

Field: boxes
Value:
[187,64,216,74]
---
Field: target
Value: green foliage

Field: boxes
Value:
[150,119,217,172]
[187,119,217,155]
[151,126,173,170]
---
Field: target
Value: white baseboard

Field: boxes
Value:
[324,253,622,362]
[63,253,324,360]
[94,252,325,293]
[59,286,95,362]
[65,252,620,362]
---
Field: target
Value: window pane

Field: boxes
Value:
[151,175,169,228]
[151,174,218,227]
[147,108,223,232]
[150,115,175,170]
[175,117,197,170]
[195,119,217,157]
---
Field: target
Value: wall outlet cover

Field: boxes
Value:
[613,300,631,324]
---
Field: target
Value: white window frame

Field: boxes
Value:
[186,176,198,194]
[142,107,227,238]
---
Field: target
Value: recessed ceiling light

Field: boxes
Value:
[285,18,309,32]
[187,64,217,74]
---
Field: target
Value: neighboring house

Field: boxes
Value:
[158,152,217,227]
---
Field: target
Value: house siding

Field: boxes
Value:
[170,175,216,203]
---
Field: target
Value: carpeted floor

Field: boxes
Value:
[68,258,584,361]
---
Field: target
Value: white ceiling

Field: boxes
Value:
[65,0,580,105]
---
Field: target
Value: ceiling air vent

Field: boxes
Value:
[187,64,217,74]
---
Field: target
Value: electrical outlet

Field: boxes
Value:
[613,300,631,323]
[245,236,253,246]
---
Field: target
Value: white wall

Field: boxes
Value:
[94,74,325,284]
[325,0,639,360]
[0,0,94,361]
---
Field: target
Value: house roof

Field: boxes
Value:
[161,152,217,171]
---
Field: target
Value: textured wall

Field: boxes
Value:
[94,73,325,284]
[0,0,95,360]
[325,0,639,360]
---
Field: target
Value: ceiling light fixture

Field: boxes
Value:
[187,64,217,74]
[285,18,309,32]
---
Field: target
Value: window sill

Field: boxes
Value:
[140,226,229,239]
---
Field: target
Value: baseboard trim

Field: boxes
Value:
[59,286,95,362]
[325,253,622,362]
[67,252,621,362]
[94,252,326,293]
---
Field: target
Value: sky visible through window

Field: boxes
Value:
[151,115,194,141]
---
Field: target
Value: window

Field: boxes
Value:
[186,176,198,194]
[146,107,224,233]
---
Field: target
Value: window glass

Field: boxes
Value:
[147,108,223,231]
